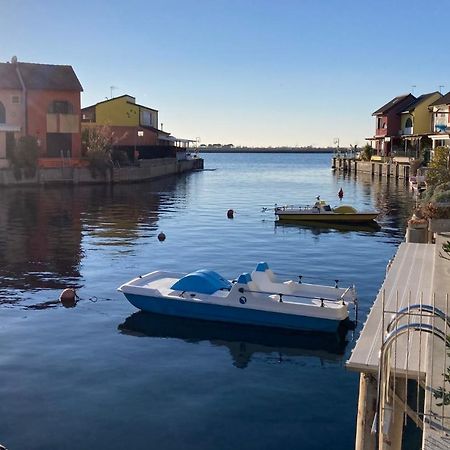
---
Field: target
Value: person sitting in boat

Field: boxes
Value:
[314,195,321,210]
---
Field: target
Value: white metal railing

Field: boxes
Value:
[373,293,450,448]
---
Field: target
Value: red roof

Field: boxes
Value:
[0,61,83,91]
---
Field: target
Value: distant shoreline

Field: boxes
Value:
[198,147,336,154]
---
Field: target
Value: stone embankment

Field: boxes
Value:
[0,157,203,186]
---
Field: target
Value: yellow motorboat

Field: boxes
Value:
[275,199,379,224]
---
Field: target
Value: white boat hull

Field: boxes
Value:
[118,265,356,333]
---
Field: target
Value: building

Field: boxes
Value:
[368,93,416,156]
[0,62,22,168]
[81,95,194,161]
[398,91,442,157]
[0,58,83,168]
[428,91,450,149]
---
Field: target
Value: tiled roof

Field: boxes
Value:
[429,92,450,107]
[372,94,415,115]
[401,92,441,113]
[0,63,21,89]
[17,62,83,91]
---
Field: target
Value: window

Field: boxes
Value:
[0,101,5,123]
[11,95,20,104]
[405,118,413,128]
[48,100,73,114]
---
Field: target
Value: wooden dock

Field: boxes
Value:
[332,157,411,179]
[347,236,450,450]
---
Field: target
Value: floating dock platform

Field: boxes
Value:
[347,234,450,450]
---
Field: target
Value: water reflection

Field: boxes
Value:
[0,187,83,301]
[0,176,186,304]
[275,219,381,235]
[341,173,415,231]
[118,312,349,369]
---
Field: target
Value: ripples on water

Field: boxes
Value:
[0,153,416,450]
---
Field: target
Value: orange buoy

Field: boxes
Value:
[227,209,234,219]
[158,232,166,242]
[59,288,77,308]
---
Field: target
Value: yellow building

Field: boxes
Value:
[400,91,442,135]
[81,95,196,161]
[399,91,442,156]
[82,95,158,128]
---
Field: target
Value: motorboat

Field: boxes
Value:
[118,262,357,333]
[274,198,379,224]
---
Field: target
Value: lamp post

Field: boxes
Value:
[134,129,144,161]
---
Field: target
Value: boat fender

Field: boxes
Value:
[227,209,234,219]
[239,296,247,304]
[59,288,77,308]
[158,232,166,242]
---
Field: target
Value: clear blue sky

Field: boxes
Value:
[1,0,448,147]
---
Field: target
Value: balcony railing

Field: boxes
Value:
[401,127,413,135]
[375,128,387,137]
[47,113,79,133]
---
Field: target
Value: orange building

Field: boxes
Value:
[0,58,83,167]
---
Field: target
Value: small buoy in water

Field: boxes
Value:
[338,188,344,200]
[227,209,234,219]
[59,288,77,308]
[158,232,166,242]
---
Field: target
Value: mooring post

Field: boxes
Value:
[355,372,377,450]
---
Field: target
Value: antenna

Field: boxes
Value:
[110,86,118,99]
[439,85,445,93]
[411,85,416,95]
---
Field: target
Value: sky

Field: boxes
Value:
[1,0,448,147]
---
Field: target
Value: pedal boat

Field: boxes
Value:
[275,199,378,224]
[118,262,357,333]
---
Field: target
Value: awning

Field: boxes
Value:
[0,124,21,132]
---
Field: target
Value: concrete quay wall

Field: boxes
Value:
[0,158,203,186]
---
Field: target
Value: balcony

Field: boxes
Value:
[402,127,413,135]
[375,128,387,137]
[47,113,79,133]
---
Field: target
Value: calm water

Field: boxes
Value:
[0,153,415,450]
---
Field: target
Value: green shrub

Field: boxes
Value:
[427,146,450,187]
[432,190,450,203]
[361,144,373,161]
[10,135,39,179]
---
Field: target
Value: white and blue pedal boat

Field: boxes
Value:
[118,262,357,333]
